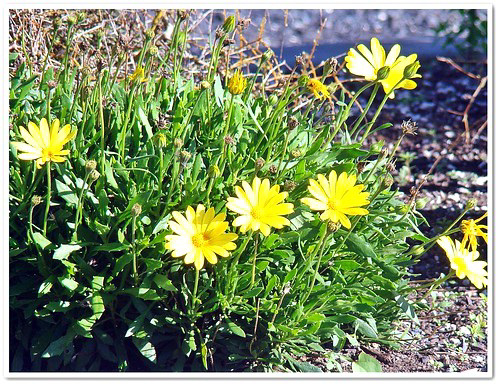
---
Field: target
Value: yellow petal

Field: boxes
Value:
[39,118,51,148]
[27,121,45,148]
[50,119,60,144]
[19,126,42,150]
[370,37,386,69]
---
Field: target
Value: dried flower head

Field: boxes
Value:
[174,138,183,148]
[401,119,418,135]
[269,165,278,174]
[31,195,43,207]
[224,135,235,145]
[85,160,97,173]
[131,203,142,217]
[287,116,299,130]
[89,169,101,182]
[255,157,265,170]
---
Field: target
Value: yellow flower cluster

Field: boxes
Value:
[437,213,488,289]
[165,171,371,271]
[228,69,247,95]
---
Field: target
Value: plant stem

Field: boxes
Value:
[302,231,329,306]
[43,163,51,236]
[192,269,200,312]
[350,83,380,138]
[131,214,138,285]
[250,233,260,287]
[73,172,91,239]
[98,75,106,174]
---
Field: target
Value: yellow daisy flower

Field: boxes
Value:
[437,236,488,289]
[11,118,77,169]
[228,69,247,95]
[226,177,294,236]
[345,37,421,98]
[301,170,370,229]
[129,66,148,82]
[461,212,488,252]
[307,78,330,99]
[165,204,238,271]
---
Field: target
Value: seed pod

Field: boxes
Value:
[327,220,341,233]
[261,49,273,63]
[269,165,278,174]
[283,180,296,192]
[224,135,235,145]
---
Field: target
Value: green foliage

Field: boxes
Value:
[9,11,436,372]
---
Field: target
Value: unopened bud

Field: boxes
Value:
[327,220,341,233]
[410,245,425,256]
[177,9,189,20]
[131,203,142,217]
[327,83,338,95]
[77,12,86,23]
[222,15,235,34]
[261,49,273,63]
[370,140,384,153]
[376,66,391,81]
[53,18,62,29]
[31,195,42,207]
[298,74,309,88]
[145,28,155,40]
[67,15,77,25]
[85,160,97,173]
[255,157,265,170]
[268,94,278,105]
[153,132,167,148]
[415,197,428,210]
[396,204,411,214]
[403,61,420,79]
[287,116,299,130]
[208,165,220,177]
[466,198,477,211]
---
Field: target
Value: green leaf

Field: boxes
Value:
[94,243,129,252]
[306,312,326,323]
[344,233,377,259]
[334,259,360,271]
[152,216,170,234]
[142,258,163,271]
[226,320,246,338]
[354,318,378,338]
[153,274,177,291]
[54,179,79,205]
[137,106,153,138]
[58,277,79,291]
[352,352,382,372]
[41,330,75,359]
[32,232,52,250]
[132,337,157,363]
[112,253,133,276]
[122,288,161,301]
[53,244,82,260]
[283,268,297,284]
[38,276,54,297]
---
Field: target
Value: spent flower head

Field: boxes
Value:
[11,118,77,169]
[226,177,294,236]
[165,204,238,270]
[461,213,487,252]
[301,170,370,229]
[85,160,97,173]
[31,195,43,207]
[129,67,148,83]
[437,236,488,289]
[307,78,330,100]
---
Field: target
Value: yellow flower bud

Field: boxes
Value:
[228,70,247,95]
